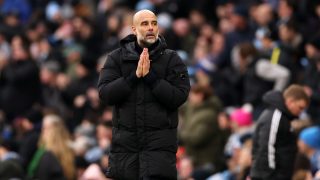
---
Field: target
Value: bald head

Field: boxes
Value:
[132,9,159,47]
[133,10,157,26]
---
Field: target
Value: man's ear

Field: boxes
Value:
[132,26,136,35]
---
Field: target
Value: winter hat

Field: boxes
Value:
[299,126,320,149]
[230,107,253,127]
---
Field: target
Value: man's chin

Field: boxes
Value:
[142,39,156,47]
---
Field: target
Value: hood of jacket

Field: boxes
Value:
[262,90,296,119]
[119,34,167,61]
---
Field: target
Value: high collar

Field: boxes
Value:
[134,39,160,55]
[120,34,167,61]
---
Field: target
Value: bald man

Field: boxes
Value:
[98,9,190,180]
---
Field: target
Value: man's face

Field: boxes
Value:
[132,12,159,47]
[286,98,308,116]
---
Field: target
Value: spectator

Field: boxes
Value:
[177,156,194,180]
[218,4,255,68]
[179,84,226,179]
[224,106,253,159]
[27,114,75,180]
[0,138,24,179]
[85,121,112,163]
[298,126,320,178]
[226,42,290,117]
[0,39,41,121]
[277,20,304,82]
[302,37,320,124]
[0,12,23,41]
[277,0,297,24]
[252,3,275,31]
[18,108,43,169]
[40,61,70,119]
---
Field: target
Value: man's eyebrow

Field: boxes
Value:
[140,20,157,24]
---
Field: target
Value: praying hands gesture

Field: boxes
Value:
[136,48,150,78]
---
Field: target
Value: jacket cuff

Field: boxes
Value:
[125,71,139,88]
[143,70,159,89]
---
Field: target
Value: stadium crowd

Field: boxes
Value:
[0,0,320,179]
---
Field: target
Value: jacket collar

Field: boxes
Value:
[120,34,167,61]
[263,90,297,120]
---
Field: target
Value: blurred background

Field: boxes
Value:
[0,0,320,179]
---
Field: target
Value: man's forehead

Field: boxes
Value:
[133,10,157,24]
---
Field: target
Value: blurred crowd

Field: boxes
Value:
[0,0,320,179]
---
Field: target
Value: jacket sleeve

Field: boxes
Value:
[150,52,190,110]
[255,59,290,91]
[98,53,138,105]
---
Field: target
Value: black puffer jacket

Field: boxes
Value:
[98,34,190,180]
[250,91,297,180]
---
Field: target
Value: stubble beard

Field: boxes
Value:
[137,33,159,47]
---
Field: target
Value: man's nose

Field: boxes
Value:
[148,24,153,31]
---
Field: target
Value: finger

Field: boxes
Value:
[144,58,150,70]
[140,49,146,59]
[139,54,145,64]
[143,48,148,57]
[144,60,148,69]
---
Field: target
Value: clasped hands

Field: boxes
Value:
[136,48,151,78]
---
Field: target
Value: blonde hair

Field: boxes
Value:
[283,84,310,104]
[39,114,75,180]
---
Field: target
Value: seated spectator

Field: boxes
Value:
[18,107,43,169]
[298,126,320,178]
[27,114,75,180]
[0,138,24,179]
[224,105,254,158]
[179,84,228,179]
[302,37,320,125]
[0,39,41,121]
